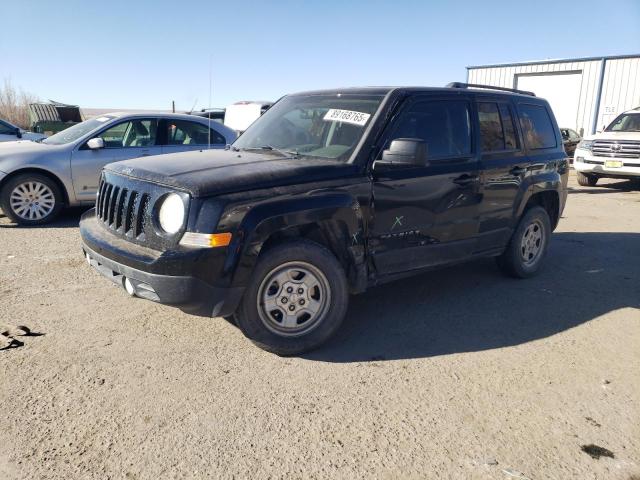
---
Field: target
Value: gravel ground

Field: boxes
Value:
[1,172,639,480]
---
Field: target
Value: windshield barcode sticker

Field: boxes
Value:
[323,109,371,126]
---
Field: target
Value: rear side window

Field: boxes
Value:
[166,120,225,146]
[478,102,519,152]
[386,100,471,160]
[518,104,556,149]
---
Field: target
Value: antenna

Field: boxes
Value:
[188,98,198,114]
[208,54,212,150]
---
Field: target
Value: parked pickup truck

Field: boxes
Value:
[80,84,568,355]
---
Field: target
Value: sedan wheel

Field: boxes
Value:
[0,173,63,225]
[10,181,56,221]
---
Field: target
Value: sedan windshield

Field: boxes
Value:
[605,112,640,132]
[233,94,384,161]
[43,116,115,145]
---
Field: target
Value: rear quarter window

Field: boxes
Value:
[518,104,557,150]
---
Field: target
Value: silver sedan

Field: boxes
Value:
[0,112,237,225]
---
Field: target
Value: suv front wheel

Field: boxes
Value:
[234,239,349,355]
[497,206,551,278]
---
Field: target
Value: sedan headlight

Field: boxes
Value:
[577,140,593,151]
[158,193,185,234]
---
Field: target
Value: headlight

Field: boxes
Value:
[577,140,593,151]
[158,193,185,234]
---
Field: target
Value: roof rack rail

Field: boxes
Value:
[446,82,536,97]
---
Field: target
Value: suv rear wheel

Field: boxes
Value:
[497,206,551,278]
[0,173,63,225]
[576,171,598,187]
[234,239,349,355]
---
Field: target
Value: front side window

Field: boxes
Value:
[233,94,384,161]
[606,112,640,132]
[384,100,471,159]
[166,120,225,145]
[518,104,557,149]
[478,102,519,152]
[99,119,158,148]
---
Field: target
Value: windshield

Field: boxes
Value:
[605,112,640,132]
[233,94,384,161]
[43,116,115,145]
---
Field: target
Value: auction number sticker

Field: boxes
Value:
[323,109,371,126]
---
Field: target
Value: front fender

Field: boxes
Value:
[220,192,366,289]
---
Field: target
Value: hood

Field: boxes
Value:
[20,131,47,141]
[586,131,640,141]
[0,140,64,165]
[105,149,360,197]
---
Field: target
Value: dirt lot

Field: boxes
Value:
[0,172,638,480]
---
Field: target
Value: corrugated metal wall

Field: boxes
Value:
[467,56,640,135]
[597,57,640,130]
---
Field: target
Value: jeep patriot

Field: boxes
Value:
[80,84,569,355]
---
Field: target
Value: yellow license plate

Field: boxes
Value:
[605,160,623,168]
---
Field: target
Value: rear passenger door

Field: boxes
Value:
[475,99,528,252]
[160,119,227,154]
[370,95,482,275]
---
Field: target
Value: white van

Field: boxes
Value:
[223,101,272,133]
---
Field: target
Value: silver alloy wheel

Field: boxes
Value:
[9,181,56,221]
[257,261,331,337]
[520,218,545,266]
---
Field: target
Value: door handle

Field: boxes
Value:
[510,166,527,176]
[453,174,479,186]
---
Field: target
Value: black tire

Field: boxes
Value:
[234,239,349,356]
[576,171,598,187]
[496,206,551,279]
[0,173,63,225]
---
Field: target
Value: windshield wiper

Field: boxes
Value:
[244,145,300,158]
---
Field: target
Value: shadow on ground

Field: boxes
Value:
[306,232,640,363]
[568,178,640,194]
[0,207,89,229]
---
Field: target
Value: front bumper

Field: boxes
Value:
[80,209,244,317]
[574,150,640,178]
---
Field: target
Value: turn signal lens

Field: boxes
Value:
[179,232,232,248]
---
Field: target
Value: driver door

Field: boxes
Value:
[71,118,160,202]
[369,96,482,275]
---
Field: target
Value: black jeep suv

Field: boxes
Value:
[80,84,568,355]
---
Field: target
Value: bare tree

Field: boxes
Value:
[0,79,39,129]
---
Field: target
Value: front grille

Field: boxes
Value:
[94,171,189,250]
[592,140,640,159]
[96,180,150,240]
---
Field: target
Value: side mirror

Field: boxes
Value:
[15,127,22,139]
[379,138,428,167]
[87,137,105,150]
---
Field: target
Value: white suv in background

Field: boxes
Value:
[573,107,640,186]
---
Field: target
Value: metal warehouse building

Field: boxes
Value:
[467,54,640,136]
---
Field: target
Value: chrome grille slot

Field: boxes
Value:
[114,188,128,231]
[592,140,640,159]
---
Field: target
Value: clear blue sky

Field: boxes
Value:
[2,0,639,111]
